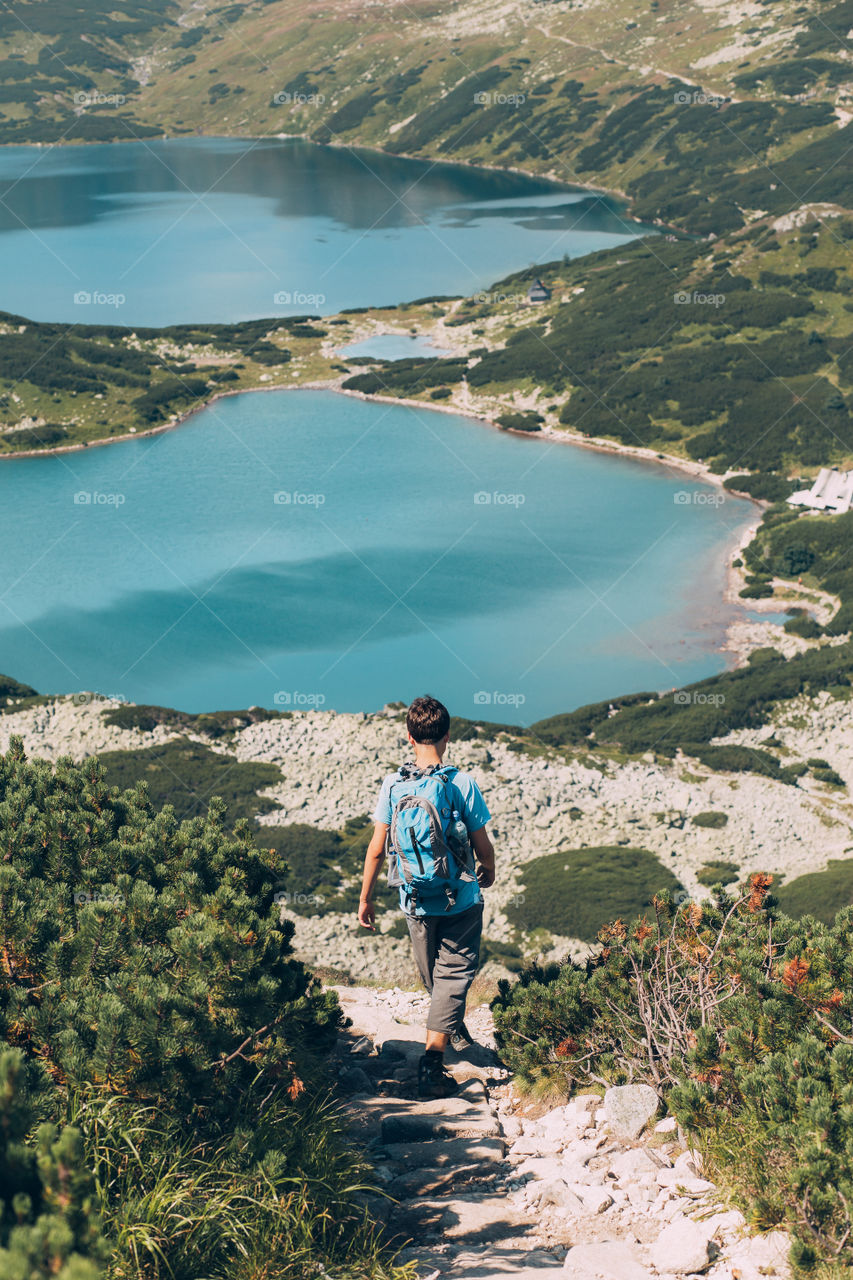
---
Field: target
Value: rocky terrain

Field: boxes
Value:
[1,676,850,981]
[335,985,790,1280]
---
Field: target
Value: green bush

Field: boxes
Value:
[724,473,796,502]
[691,811,728,829]
[495,411,543,433]
[492,878,853,1268]
[507,846,682,942]
[739,582,774,598]
[784,612,822,639]
[696,860,740,887]
[0,738,401,1280]
[812,766,845,786]
[480,938,524,972]
[776,859,853,923]
[0,1048,104,1279]
[96,738,283,823]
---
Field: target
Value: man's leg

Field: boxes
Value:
[426,903,483,1041]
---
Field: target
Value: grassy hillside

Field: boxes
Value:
[2,0,852,241]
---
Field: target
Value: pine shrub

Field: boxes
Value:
[0,739,403,1279]
[493,877,853,1268]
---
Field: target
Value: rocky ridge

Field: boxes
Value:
[0,693,851,980]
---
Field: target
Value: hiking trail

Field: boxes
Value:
[333,985,792,1280]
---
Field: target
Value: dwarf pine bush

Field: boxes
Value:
[0,739,405,1280]
[493,877,853,1270]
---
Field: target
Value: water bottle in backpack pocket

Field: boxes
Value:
[386,766,476,912]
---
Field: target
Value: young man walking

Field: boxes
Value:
[358,695,496,1099]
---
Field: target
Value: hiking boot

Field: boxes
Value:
[449,1021,475,1054]
[417,1053,460,1099]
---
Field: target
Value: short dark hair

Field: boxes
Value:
[406,695,450,744]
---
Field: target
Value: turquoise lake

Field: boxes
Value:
[0,390,751,722]
[0,136,654,325]
[0,137,753,720]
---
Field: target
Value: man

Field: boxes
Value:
[358,695,496,1099]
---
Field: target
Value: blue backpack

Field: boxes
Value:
[386,765,477,912]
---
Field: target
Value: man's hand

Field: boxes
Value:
[471,825,496,890]
[477,863,495,889]
[358,899,376,930]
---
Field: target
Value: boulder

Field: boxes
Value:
[603,1084,659,1139]
[579,1185,614,1214]
[533,1178,585,1212]
[651,1218,715,1274]
[338,1066,373,1094]
[655,1116,678,1134]
[562,1240,651,1280]
[610,1147,661,1185]
[722,1229,791,1280]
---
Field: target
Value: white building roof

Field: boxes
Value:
[787,467,853,514]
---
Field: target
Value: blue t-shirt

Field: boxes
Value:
[372,767,491,917]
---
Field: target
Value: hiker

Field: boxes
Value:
[358,694,496,1099]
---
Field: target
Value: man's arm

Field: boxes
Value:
[358,822,388,930]
[470,824,496,888]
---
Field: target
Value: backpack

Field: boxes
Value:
[386,765,477,912]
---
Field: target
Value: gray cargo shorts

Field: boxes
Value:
[405,902,483,1035]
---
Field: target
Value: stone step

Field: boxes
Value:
[381,1135,507,1170]
[382,1109,502,1143]
[388,1161,494,1198]
[389,1191,529,1243]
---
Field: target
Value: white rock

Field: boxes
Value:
[674,1150,700,1177]
[580,1185,615,1214]
[534,1178,585,1212]
[722,1229,790,1280]
[652,1219,715,1274]
[562,1240,651,1280]
[604,1084,659,1140]
[675,1175,715,1198]
[510,1135,563,1156]
[502,1115,523,1138]
[610,1147,661,1185]
[655,1116,678,1134]
[626,1182,656,1211]
[701,1208,747,1237]
[516,1156,565,1182]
